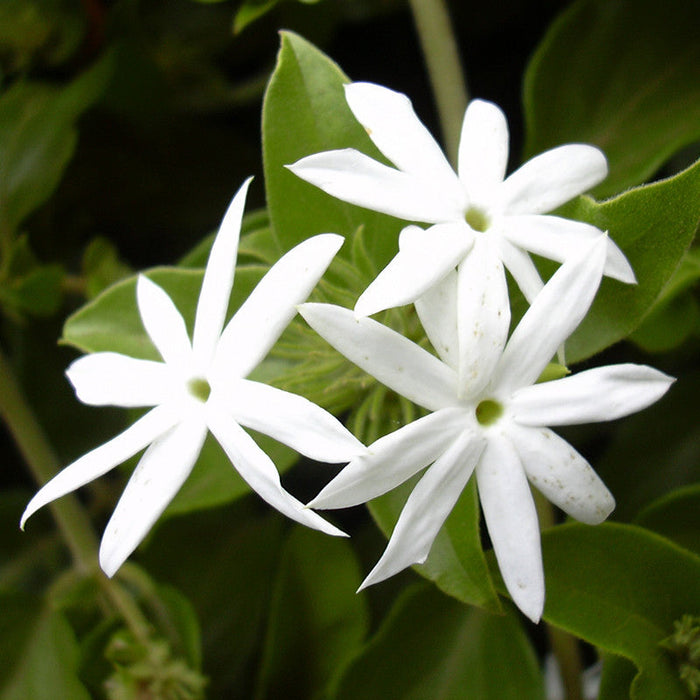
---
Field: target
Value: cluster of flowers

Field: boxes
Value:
[22,83,673,622]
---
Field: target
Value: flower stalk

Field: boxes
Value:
[408,0,468,166]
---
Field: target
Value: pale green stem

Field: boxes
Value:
[0,347,151,642]
[408,0,468,167]
[535,492,584,700]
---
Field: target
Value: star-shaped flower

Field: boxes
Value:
[21,179,365,576]
[289,82,635,375]
[299,236,672,622]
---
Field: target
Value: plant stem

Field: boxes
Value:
[408,0,468,167]
[0,346,151,643]
[535,492,584,700]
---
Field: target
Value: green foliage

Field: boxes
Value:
[331,584,545,700]
[234,0,323,35]
[524,0,700,197]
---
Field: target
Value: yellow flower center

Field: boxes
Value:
[465,206,490,233]
[475,399,503,426]
[187,377,211,402]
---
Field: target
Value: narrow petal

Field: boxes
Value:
[511,364,674,426]
[207,409,346,537]
[99,417,207,577]
[222,379,365,463]
[502,215,636,284]
[354,223,472,317]
[21,405,179,529]
[288,149,465,223]
[214,234,343,379]
[359,426,485,590]
[345,82,461,194]
[298,303,457,411]
[499,144,608,215]
[496,237,544,304]
[414,268,459,369]
[476,432,544,623]
[66,353,173,407]
[494,236,607,394]
[192,178,252,369]
[309,408,467,509]
[507,423,614,525]
[457,238,510,399]
[458,99,509,200]
[137,276,192,370]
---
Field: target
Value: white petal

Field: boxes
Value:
[507,423,614,525]
[298,303,457,411]
[503,215,636,284]
[457,238,510,399]
[494,236,607,394]
[359,426,485,590]
[354,223,472,317]
[345,82,461,193]
[496,237,544,304]
[414,268,459,369]
[66,353,173,407]
[288,149,465,223]
[99,417,207,576]
[207,409,346,537]
[222,379,365,463]
[476,432,544,623]
[192,178,252,369]
[511,364,674,426]
[21,405,179,529]
[458,99,509,200]
[309,408,467,509]
[214,234,343,379]
[499,145,608,215]
[137,276,192,370]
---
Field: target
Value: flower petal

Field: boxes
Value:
[476,432,544,623]
[222,379,365,463]
[511,364,674,426]
[207,409,346,537]
[359,426,485,590]
[494,236,607,395]
[21,405,179,529]
[308,408,467,509]
[345,82,461,194]
[214,233,343,379]
[288,149,465,223]
[502,215,636,284]
[414,268,459,369]
[496,237,544,304]
[66,353,173,407]
[507,423,614,525]
[137,276,192,370]
[458,99,509,200]
[354,223,473,317]
[99,417,207,576]
[457,237,510,399]
[192,178,252,369]
[298,303,457,411]
[499,144,608,215]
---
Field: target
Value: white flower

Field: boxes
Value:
[21,179,365,577]
[288,82,635,376]
[299,236,672,623]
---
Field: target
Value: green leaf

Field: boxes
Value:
[599,654,638,700]
[530,523,700,700]
[560,157,700,362]
[262,32,401,267]
[0,593,90,700]
[635,484,700,557]
[524,0,700,197]
[255,527,369,699]
[82,238,132,300]
[0,51,113,232]
[332,584,545,700]
[368,478,501,612]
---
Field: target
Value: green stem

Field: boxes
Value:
[0,346,151,643]
[408,0,469,167]
[535,493,584,700]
